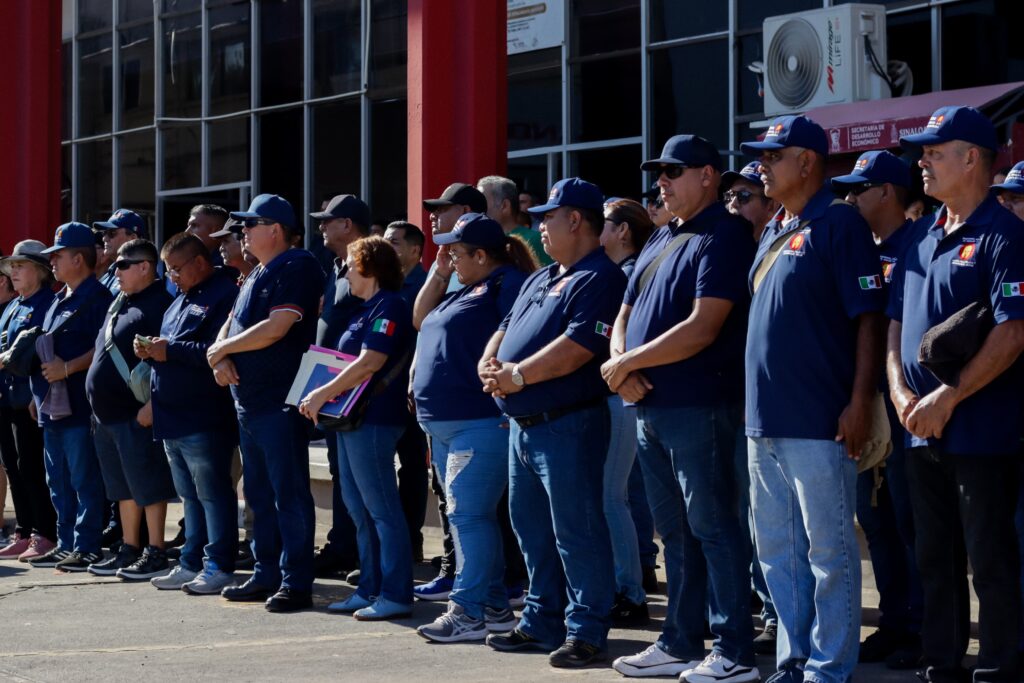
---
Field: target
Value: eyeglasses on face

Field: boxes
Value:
[724,189,756,205]
[114,258,152,271]
[242,218,278,229]
[655,165,689,180]
[847,183,884,197]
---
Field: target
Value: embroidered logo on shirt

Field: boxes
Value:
[548,275,574,297]
[1002,282,1024,297]
[880,257,896,283]
[372,319,396,336]
[187,304,209,316]
[595,321,613,339]
[858,275,882,290]
[471,283,488,296]
[782,229,809,256]
[952,239,977,267]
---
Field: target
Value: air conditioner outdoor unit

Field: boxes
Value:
[762,4,888,117]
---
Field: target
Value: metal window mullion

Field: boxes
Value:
[727,0,737,165]
[201,1,210,188]
[560,4,569,177]
[110,0,120,211]
[931,4,942,91]
[303,0,312,245]
[360,0,370,202]
[250,0,259,195]
[71,0,80,219]
[640,0,650,190]
[648,29,730,52]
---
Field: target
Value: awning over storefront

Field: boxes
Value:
[804,81,1024,155]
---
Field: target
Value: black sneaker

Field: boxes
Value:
[27,546,72,568]
[345,568,361,585]
[101,524,123,550]
[610,593,650,627]
[885,633,922,670]
[549,639,605,668]
[166,520,186,549]
[485,627,555,653]
[754,622,778,655]
[236,544,255,571]
[116,545,170,581]
[860,627,912,663]
[312,544,358,578]
[87,544,141,576]
[55,551,103,573]
[641,565,660,594]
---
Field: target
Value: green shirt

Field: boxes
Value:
[510,225,553,266]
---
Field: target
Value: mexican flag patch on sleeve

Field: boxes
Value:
[858,275,882,290]
[372,318,396,335]
[595,321,613,338]
[1002,282,1024,297]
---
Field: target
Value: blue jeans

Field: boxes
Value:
[323,433,357,558]
[336,423,413,604]
[508,404,615,649]
[637,403,754,666]
[237,407,315,592]
[628,458,659,569]
[734,425,777,627]
[42,424,104,554]
[603,397,644,604]
[749,437,861,683]
[421,417,509,620]
[164,430,238,573]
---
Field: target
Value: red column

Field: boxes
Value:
[0,0,62,253]
[407,0,508,264]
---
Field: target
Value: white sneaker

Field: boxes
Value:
[151,565,198,590]
[612,644,702,677]
[182,566,237,595]
[680,652,760,683]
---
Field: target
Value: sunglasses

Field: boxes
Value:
[242,218,278,228]
[847,183,884,196]
[654,165,689,180]
[724,189,756,205]
[114,258,152,271]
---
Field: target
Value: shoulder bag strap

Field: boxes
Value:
[752,198,847,294]
[103,293,134,385]
[636,228,699,296]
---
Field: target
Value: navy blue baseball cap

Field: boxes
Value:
[93,208,147,239]
[901,106,998,153]
[992,161,1024,193]
[433,213,507,249]
[721,161,764,192]
[830,150,912,192]
[311,194,371,228]
[230,194,298,231]
[529,177,605,214]
[642,182,660,202]
[42,222,96,254]
[741,115,829,157]
[642,134,723,172]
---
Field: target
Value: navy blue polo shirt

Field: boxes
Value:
[624,203,754,407]
[427,260,465,295]
[495,247,627,417]
[619,254,638,280]
[337,289,413,426]
[87,281,173,425]
[888,196,1024,455]
[414,265,527,422]
[317,259,363,349]
[30,276,114,428]
[399,263,428,311]
[99,264,120,295]
[1,287,55,408]
[746,187,885,440]
[879,220,913,288]
[228,248,325,415]
[151,268,239,440]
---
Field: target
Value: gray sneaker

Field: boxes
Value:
[182,565,236,595]
[150,564,197,589]
[416,602,487,643]
[484,605,517,632]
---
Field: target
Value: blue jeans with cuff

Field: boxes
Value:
[603,396,645,604]
[42,423,104,554]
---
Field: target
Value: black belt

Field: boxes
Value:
[509,397,605,430]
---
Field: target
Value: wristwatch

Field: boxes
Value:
[511,364,526,387]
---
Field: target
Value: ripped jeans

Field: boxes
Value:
[420,417,511,620]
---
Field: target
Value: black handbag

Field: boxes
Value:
[318,348,413,433]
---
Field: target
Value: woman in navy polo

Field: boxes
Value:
[0,242,58,561]
[412,213,535,643]
[599,199,654,624]
[298,236,415,621]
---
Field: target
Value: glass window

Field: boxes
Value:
[572,0,639,56]
[209,117,250,186]
[571,53,641,143]
[652,40,730,152]
[650,1,726,42]
[508,155,551,207]
[77,139,113,225]
[259,0,304,106]
[509,49,562,151]
[738,0,821,32]
[120,131,156,217]
[313,0,362,97]
[163,124,202,190]
[312,100,361,212]
[737,33,765,117]
[942,0,1024,90]
[162,12,202,118]
[887,9,931,96]
[370,0,407,93]
[258,109,304,221]
[78,0,112,33]
[571,145,643,201]
[62,41,72,140]
[79,33,113,136]
[119,0,153,25]
[161,0,200,14]
[210,2,251,115]
[120,23,154,130]
[370,98,407,221]
[61,144,72,223]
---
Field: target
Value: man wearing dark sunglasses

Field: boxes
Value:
[722,161,779,243]
[93,209,149,295]
[205,193,325,613]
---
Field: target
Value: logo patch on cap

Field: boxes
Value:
[548,188,560,201]
[854,158,869,171]
[766,123,784,139]
[926,114,945,130]
[1008,169,1023,182]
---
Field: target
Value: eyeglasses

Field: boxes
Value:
[114,258,152,271]
[165,253,197,278]
[655,165,689,180]
[242,218,278,229]
[847,183,884,196]
[724,189,757,205]
[447,249,465,265]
